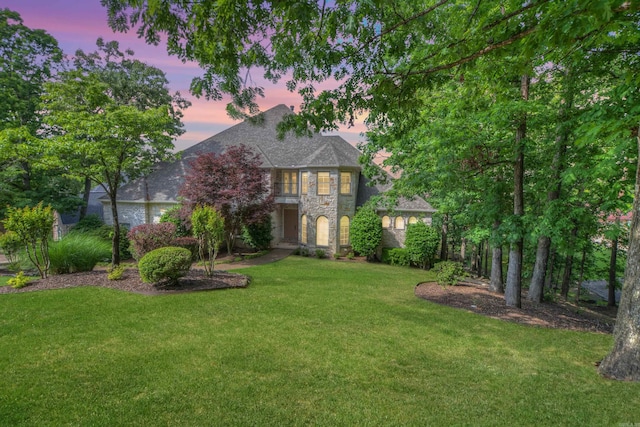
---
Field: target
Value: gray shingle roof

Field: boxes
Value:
[107,104,434,214]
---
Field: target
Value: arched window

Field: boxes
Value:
[395,216,405,230]
[382,215,391,228]
[301,214,308,244]
[316,216,329,246]
[340,216,350,246]
[408,216,418,225]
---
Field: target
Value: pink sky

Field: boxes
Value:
[5,0,366,150]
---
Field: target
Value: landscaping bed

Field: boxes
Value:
[0,268,249,295]
[415,279,617,333]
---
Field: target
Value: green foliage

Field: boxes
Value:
[0,10,78,218]
[70,214,104,234]
[315,249,326,259]
[7,271,31,289]
[3,203,54,278]
[48,234,111,274]
[127,223,177,261]
[171,236,199,261]
[107,265,125,281]
[382,248,411,267]
[89,224,132,260]
[159,205,190,237]
[138,246,192,284]
[350,207,382,261]
[241,216,272,251]
[42,38,189,265]
[433,261,465,287]
[0,230,22,264]
[191,205,225,277]
[405,222,440,270]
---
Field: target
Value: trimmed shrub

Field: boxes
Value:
[128,223,177,260]
[242,216,273,251]
[138,246,192,284]
[315,249,326,259]
[350,206,382,261]
[382,248,411,267]
[171,236,199,260]
[49,234,112,274]
[433,261,465,287]
[405,221,440,269]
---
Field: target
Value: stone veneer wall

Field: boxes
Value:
[296,169,360,255]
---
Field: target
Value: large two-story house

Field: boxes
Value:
[101,104,435,255]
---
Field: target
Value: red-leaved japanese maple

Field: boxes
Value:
[179,144,274,254]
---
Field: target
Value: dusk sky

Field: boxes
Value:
[5,0,366,151]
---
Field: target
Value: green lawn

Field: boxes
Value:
[1,257,638,426]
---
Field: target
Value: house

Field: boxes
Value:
[101,104,435,254]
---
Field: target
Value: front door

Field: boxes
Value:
[283,208,298,242]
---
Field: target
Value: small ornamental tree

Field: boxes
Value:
[180,144,274,255]
[3,203,54,278]
[350,206,382,261]
[191,205,225,277]
[405,221,440,270]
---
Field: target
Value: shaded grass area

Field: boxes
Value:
[0,257,638,426]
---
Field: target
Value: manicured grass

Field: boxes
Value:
[1,257,638,426]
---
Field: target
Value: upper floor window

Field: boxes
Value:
[382,215,391,228]
[282,170,298,196]
[395,216,405,230]
[408,216,418,225]
[340,172,352,195]
[301,172,309,194]
[317,172,330,195]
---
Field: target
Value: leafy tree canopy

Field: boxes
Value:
[42,38,190,265]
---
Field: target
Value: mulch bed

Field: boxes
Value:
[415,279,617,333]
[0,268,249,296]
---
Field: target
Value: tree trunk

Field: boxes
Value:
[545,247,556,292]
[109,193,121,266]
[599,125,640,381]
[79,177,92,221]
[608,232,619,307]
[460,238,466,265]
[528,236,550,303]
[560,254,574,300]
[561,227,578,299]
[529,69,574,302]
[440,214,449,261]
[483,240,489,278]
[490,245,504,293]
[575,249,587,304]
[505,74,529,308]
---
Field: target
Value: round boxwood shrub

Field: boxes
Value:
[138,246,192,285]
